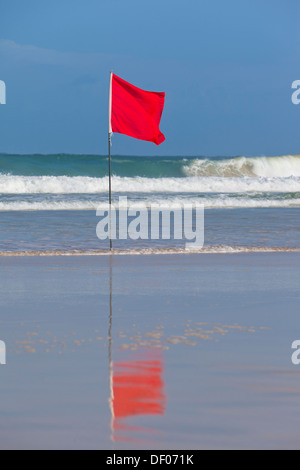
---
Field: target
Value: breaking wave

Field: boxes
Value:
[1,153,300,212]
[2,153,300,179]
[0,174,300,194]
[183,155,300,178]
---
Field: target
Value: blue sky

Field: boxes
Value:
[0,0,300,156]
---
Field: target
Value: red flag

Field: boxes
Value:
[109,73,165,145]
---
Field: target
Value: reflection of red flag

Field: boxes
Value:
[109,74,165,145]
[112,359,165,419]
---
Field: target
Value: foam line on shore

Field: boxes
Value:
[0,246,299,257]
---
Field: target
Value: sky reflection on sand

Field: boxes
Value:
[4,315,270,446]
[0,253,299,449]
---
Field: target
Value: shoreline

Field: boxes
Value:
[0,246,299,257]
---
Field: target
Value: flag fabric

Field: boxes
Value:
[109,73,165,145]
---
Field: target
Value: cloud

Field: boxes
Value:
[0,39,118,70]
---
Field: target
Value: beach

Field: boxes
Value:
[0,252,299,450]
[0,152,299,449]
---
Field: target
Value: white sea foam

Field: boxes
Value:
[0,173,300,194]
[0,246,299,256]
[0,195,299,211]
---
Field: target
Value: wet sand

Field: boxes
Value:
[0,252,299,449]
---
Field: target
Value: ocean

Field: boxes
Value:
[0,153,299,254]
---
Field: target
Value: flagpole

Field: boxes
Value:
[108,72,113,251]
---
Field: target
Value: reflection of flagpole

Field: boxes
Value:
[108,71,113,251]
[108,254,114,440]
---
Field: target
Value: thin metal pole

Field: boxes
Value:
[108,71,113,251]
[108,132,112,251]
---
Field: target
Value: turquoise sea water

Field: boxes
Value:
[0,153,299,252]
